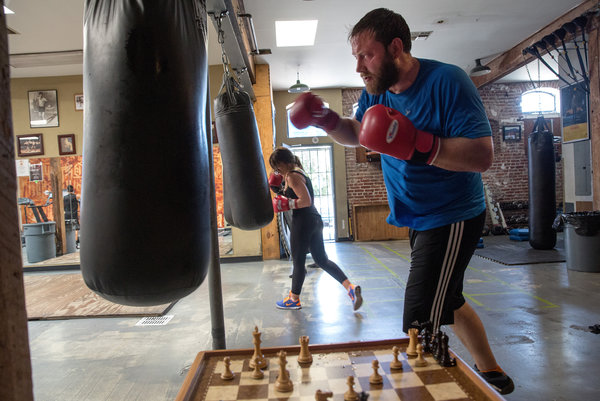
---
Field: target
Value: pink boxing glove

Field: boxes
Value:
[289,92,340,132]
[359,104,440,164]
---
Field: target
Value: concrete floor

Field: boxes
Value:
[25,238,600,401]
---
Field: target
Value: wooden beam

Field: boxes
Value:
[253,64,280,260]
[0,2,34,399]
[472,0,599,88]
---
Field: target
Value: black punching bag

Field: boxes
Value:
[214,75,273,230]
[528,116,557,250]
[80,0,210,306]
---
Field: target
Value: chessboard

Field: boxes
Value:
[175,336,506,401]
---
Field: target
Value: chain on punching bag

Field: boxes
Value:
[214,73,273,230]
[80,0,211,306]
[528,116,557,250]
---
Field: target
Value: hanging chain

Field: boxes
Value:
[211,11,231,77]
[524,56,537,90]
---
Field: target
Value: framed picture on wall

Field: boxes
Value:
[74,94,84,111]
[17,134,44,157]
[58,134,76,155]
[28,89,59,128]
[502,124,522,142]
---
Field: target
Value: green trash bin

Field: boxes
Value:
[23,222,56,263]
[555,212,600,272]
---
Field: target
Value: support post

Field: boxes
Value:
[0,2,34,399]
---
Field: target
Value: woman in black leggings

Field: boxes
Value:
[269,147,362,311]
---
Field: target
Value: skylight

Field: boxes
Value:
[276,20,318,47]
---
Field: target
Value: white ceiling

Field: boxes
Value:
[6,0,579,90]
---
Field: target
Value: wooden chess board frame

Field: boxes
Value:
[175,338,506,401]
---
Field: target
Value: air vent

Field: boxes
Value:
[411,31,433,41]
[135,315,174,326]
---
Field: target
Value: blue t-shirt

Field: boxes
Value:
[355,58,491,230]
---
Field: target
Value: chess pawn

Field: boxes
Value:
[251,356,264,379]
[390,346,403,370]
[369,360,383,385]
[344,376,359,401]
[249,326,268,370]
[414,344,428,367]
[298,335,313,364]
[406,328,419,357]
[221,356,234,380]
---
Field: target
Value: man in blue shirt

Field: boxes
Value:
[289,7,513,396]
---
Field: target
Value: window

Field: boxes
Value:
[286,103,328,138]
[521,88,560,114]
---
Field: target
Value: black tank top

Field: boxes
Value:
[283,169,320,218]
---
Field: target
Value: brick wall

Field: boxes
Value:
[342,89,389,229]
[479,81,564,228]
[341,81,564,231]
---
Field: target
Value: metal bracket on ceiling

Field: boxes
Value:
[207,0,256,100]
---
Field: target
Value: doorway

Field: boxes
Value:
[290,145,336,240]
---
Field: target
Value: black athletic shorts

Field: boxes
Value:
[402,211,486,333]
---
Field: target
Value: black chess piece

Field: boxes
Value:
[419,321,433,353]
[358,391,370,401]
[439,333,457,367]
[432,330,443,361]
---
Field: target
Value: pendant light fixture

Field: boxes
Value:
[469,58,491,77]
[288,70,310,93]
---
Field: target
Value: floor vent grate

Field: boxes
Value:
[136,315,174,326]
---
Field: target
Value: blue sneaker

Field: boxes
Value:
[276,292,302,310]
[348,284,363,311]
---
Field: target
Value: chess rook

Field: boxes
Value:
[298,335,313,364]
[406,328,419,357]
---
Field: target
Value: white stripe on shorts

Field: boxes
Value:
[430,220,464,331]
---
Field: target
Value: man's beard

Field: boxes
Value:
[365,53,398,95]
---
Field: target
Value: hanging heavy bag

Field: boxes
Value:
[214,75,273,230]
[80,0,211,306]
[528,116,557,250]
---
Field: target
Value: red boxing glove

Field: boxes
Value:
[289,92,340,132]
[268,172,284,195]
[272,195,297,213]
[359,104,440,165]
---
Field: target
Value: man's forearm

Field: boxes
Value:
[326,118,362,147]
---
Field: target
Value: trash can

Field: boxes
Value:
[23,221,56,263]
[64,220,77,254]
[554,212,600,272]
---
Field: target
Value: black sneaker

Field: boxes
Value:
[474,365,515,395]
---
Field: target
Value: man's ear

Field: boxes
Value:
[387,37,404,57]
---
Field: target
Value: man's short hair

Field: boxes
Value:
[349,8,412,53]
